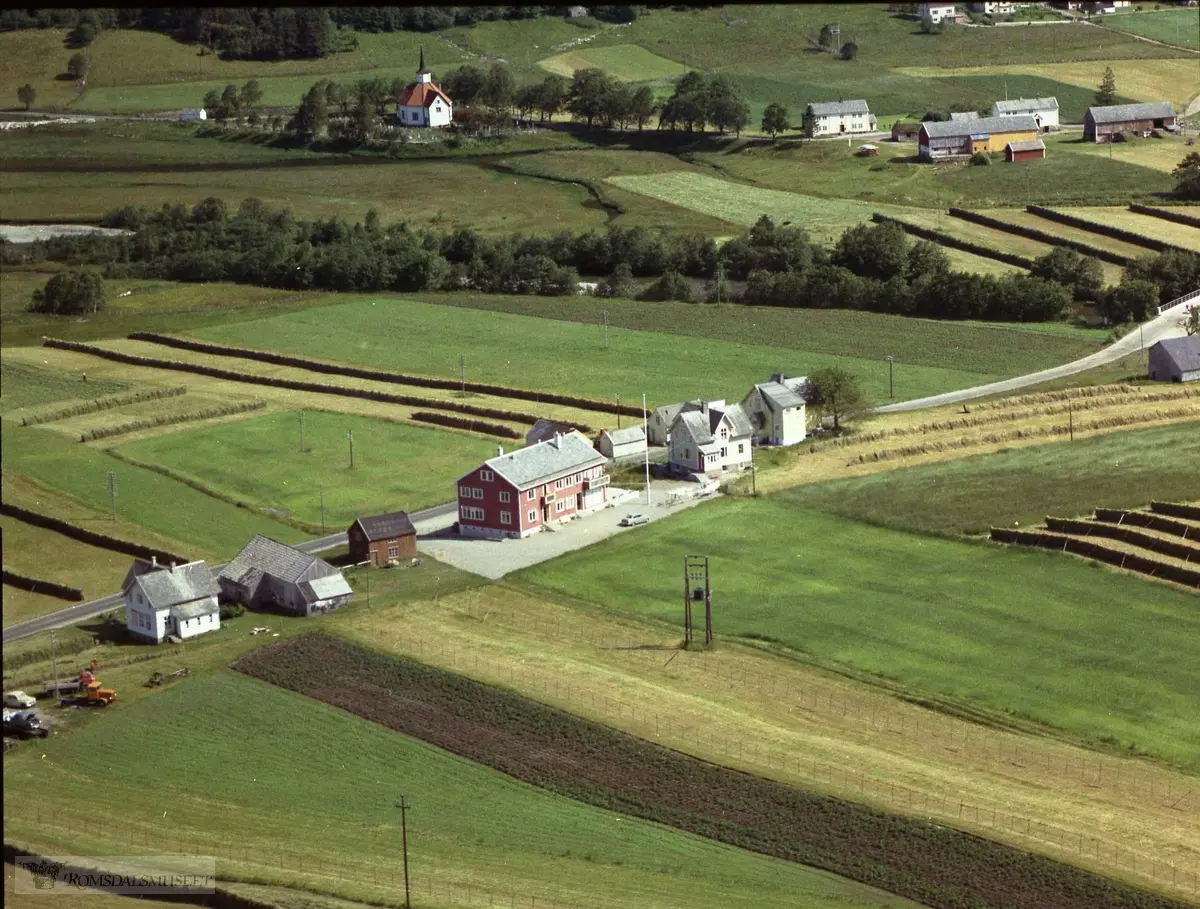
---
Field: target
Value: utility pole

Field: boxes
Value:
[106,470,117,521]
[299,411,305,453]
[458,354,467,392]
[320,486,325,533]
[50,630,60,701]
[1068,400,1074,442]
[357,561,371,607]
[347,430,354,469]
[397,795,412,909]
[886,355,896,399]
[643,393,651,507]
[602,310,609,350]
[616,393,621,429]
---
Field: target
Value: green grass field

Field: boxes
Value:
[116,411,500,528]
[777,421,1200,537]
[0,423,303,558]
[1056,206,1200,250]
[538,43,690,81]
[0,360,128,414]
[521,497,1200,769]
[1,669,922,909]
[188,297,1100,408]
[1102,9,1200,50]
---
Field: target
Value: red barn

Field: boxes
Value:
[456,431,608,540]
[1005,139,1046,162]
[348,511,417,567]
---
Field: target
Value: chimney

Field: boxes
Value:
[170,561,176,572]
[553,432,561,448]
[497,445,504,457]
[151,555,157,567]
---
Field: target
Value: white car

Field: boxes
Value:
[619,513,649,527]
[3,691,36,709]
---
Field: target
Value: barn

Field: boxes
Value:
[348,511,417,567]
[1083,102,1176,143]
[1005,139,1046,162]
[219,535,352,616]
[918,115,1039,161]
[1148,337,1200,383]
[597,425,647,460]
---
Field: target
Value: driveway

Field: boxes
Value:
[874,296,1196,414]
[415,479,720,580]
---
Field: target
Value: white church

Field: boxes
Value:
[395,48,453,128]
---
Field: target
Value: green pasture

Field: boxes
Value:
[538,43,690,82]
[0,360,128,414]
[1102,9,1200,49]
[187,297,1072,408]
[778,422,1200,537]
[0,423,303,558]
[1,669,922,909]
[521,498,1200,769]
[116,411,499,529]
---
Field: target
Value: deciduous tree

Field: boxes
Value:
[1172,151,1200,200]
[761,102,789,139]
[805,366,867,433]
[840,41,859,60]
[66,52,90,81]
[30,271,105,315]
[818,24,834,49]
[17,84,36,111]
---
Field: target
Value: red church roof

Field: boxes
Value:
[396,81,452,109]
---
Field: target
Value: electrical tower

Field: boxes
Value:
[683,555,713,646]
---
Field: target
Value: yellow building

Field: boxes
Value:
[919,114,1039,160]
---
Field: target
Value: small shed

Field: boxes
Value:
[597,424,647,460]
[180,108,207,122]
[349,511,418,566]
[891,120,922,142]
[1148,336,1200,383]
[1005,139,1046,162]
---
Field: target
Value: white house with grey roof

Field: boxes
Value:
[218,535,352,616]
[667,401,753,477]
[803,100,877,138]
[123,557,220,644]
[1148,336,1200,383]
[457,431,609,540]
[992,97,1058,130]
[648,399,705,446]
[597,424,647,460]
[740,375,810,447]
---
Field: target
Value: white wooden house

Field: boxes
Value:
[123,557,220,644]
[740,375,809,446]
[179,108,207,122]
[667,402,753,476]
[992,97,1059,131]
[597,425,647,460]
[396,48,453,129]
[802,100,876,138]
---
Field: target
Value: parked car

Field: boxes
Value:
[619,513,650,527]
[3,691,36,709]
[3,710,48,739]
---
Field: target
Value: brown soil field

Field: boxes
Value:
[235,633,1193,909]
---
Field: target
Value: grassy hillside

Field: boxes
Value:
[1,669,924,909]
[521,497,1200,769]
[1101,9,1200,51]
[117,410,500,528]
[187,297,1098,407]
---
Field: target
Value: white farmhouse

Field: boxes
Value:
[395,48,453,129]
[803,100,877,138]
[667,401,753,476]
[123,557,220,644]
[648,399,704,446]
[992,97,1059,131]
[740,375,809,447]
[597,424,647,460]
[920,2,960,23]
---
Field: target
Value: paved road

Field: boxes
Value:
[1,502,457,644]
[875,298,1195,414]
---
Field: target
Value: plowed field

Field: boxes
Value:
[234,634,1190,909]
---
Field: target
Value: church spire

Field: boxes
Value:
[418,46,428,75]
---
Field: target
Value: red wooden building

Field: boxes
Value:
[349,511,417,566]
[456,431,608,540]
[1005,139,1046,162]
[1083,102,1176,143]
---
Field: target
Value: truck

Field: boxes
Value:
[3,710,49,739]
[43,670,95,699]
[60,680,116,708]
[3,691,36,709]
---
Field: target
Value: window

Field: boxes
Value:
[387,545,399,559]
[527,489,536,500]
[738,443,745,453]
[499,490,511,503]
[500,511,512,525]
[458,485,470,498]
[555,478,563,490]
[481,469,494,482]
[460,505,485,521]
[528,509,538,522]
[555,500,566,513]
[472,487,484,499]
[720,447,727,458]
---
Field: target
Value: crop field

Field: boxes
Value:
[186,297,1079,407]
[523,497,1200,770]
[231,632,1192,909]
[776,421,1200,538]
[977,209,1158,261]
[895,58,1200,111]
[0,361,128,414]
[1102,9,1200,51]
[116,410,500,530]
[1055,207,1200,251]
[537,44,689,82]
[0,668,924,909]
[1068,134,1196,176]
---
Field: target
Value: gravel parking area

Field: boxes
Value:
[415,479,721,580]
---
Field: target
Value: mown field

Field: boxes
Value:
[1102,9,1200,51]
[522,497,1200,770]
[117,410,499,529]
[0,666,925,909]
[777,421,1200,537]
[981,209,1178,261]
[187,297,1101,408]
[0,360,128,413]
[234,632,1189,909]
[1055,206,1200,250]
[538,43,690,82]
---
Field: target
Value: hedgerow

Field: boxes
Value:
[948,208,1132,266]
[20,386,187,426]
[79,400,267,442]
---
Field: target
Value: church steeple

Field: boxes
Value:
[417,46,430,83]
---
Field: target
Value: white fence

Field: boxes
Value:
[1156,287,1200,316]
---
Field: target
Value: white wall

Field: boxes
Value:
[125,591,167,643]
[176,602,220,640]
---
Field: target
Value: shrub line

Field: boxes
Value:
[1,568,84,603]
[990,527,1200,589]
[946,208,1132,267]
[20,386,188,426]
[1127,204,1200,231]
[1025,205,1186,255]
[79,400,268,442]
[0,500,188,566]
[871,213,1034,269]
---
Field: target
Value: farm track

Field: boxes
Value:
[339,586,1200,905]
[236,633,1196,909]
